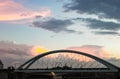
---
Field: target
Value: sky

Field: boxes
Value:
[0,0,120,67]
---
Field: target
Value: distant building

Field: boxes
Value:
[0,59,3,69]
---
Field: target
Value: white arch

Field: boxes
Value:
[18,50,119,72]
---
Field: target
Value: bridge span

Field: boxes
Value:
[14,50,120,79]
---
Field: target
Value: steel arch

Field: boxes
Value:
[18,50,119,72]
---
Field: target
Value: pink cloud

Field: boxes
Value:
[0,0,51,21]
[66,45,110,58]
[0,40,50,67]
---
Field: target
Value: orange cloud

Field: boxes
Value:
[30,46,48,56]
[0,0,51,21]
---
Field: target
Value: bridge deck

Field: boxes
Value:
[15,71,118,79]
[15,68,118,73]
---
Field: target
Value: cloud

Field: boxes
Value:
[0,40,50,68]
[66,45,110,58]
[0,41,32,57]
[64,0,120,35]
[30,46,48,56]
[0,0,51,21]
[93,31,120,36]
[107,58,120,67]
[0,41,32,67]
[32,18,75,33]
[72,18,120,35]
[64,0,120,20]
[84,19,120,31]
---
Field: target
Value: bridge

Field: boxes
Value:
[14,50,120,79]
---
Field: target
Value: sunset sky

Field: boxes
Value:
[0,0,120,67]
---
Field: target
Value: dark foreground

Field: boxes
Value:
[0,69,120,79]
